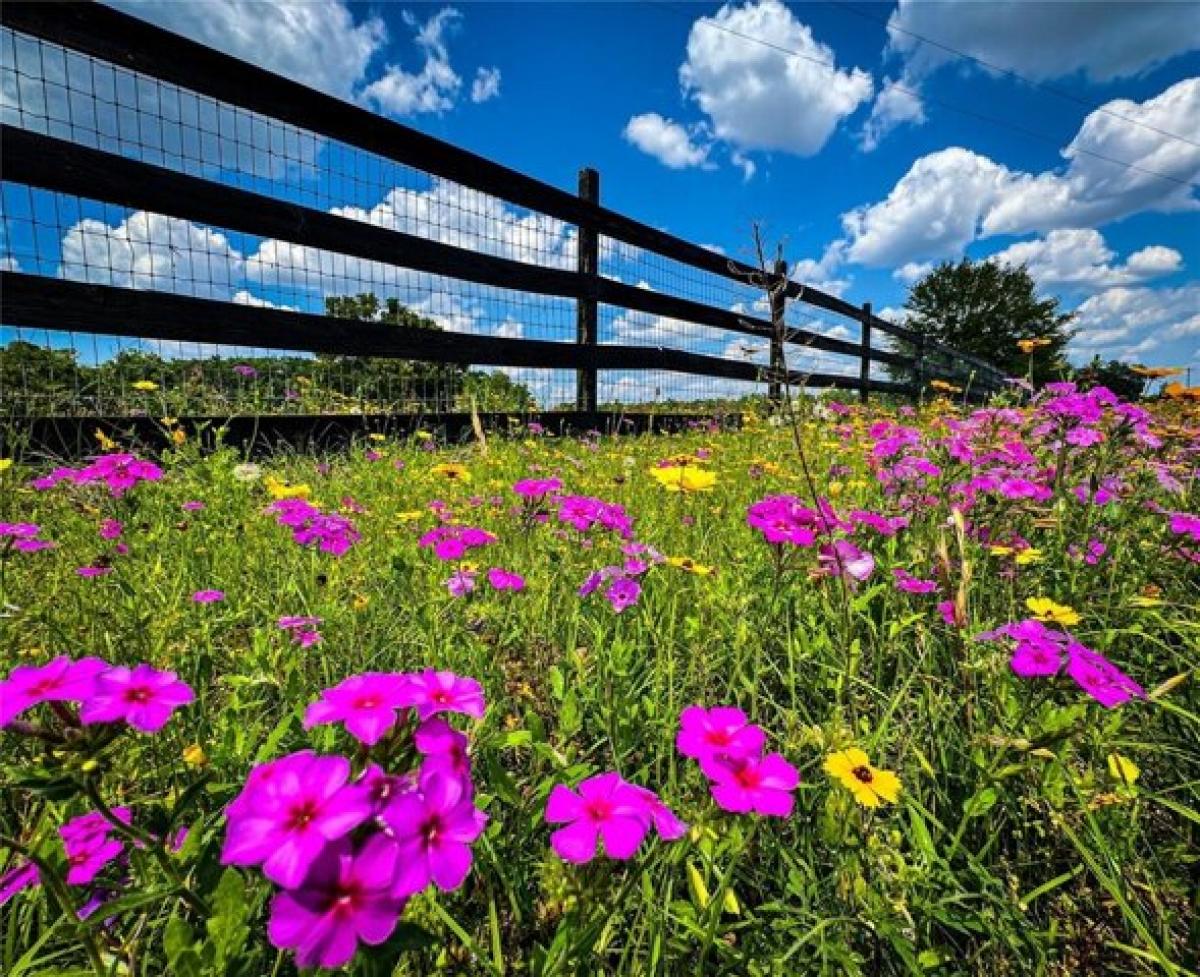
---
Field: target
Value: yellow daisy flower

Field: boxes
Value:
[648,464,716,493]
[431,462,471,482]
[264,476,312,500]
[1014,548,1043,565]
[1025,597,1080,627]
[824,748,902,808]
[1106,753,1139,785]
[667,556,714,576]
[131,380,159,392]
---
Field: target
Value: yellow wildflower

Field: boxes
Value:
[368,433,387,442]
[929,379,962,394]
[95,428,118,451]
[171,428,187,446]
[1025,597,1080,627]
[432,462,471,482]
[352,594,370,611]
[397,510,426,523]
[824,748,901,808]
[264,475,311,500]
[1127,595,1163,608]
[667,556,714,576]
[1017,337,1052,354]
[1014,548,1043,565]
[1106,753,1139,785]
[131,380,159,392]
[182,744,208,767]
[0,459,13,473]
[415,430,433,441]
[648,464,717,493]
[989,545,1015,557]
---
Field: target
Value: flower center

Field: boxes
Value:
[123,685,152,704]
[354,696,379,710]
[287,799,319,831]
[422,815,444,845]
[852,765,874,784]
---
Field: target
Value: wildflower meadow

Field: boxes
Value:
[1,385,1198,975]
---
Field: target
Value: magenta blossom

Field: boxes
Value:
[221,751,373,888]
[446,568,477,597]
[76,566,113,577]
[60,808,132,885]
[99,519,123,540]
[487,567,525,592]
[0,861,39,905]
[1065,644,1145,709]
[1,656,109,727]
[400,670,485,720]
[79,664,194,733]
[191,589,225,604]
[893,568,939,594]
[701,753,799,818]
[414,717,472,784]
[629,785,688,840]
[382,770,487,897]
[419,525,495,562]
[267,835,406,970]
[604,576,641,613]
[544,772,652,863]
[304,673,414,746]
[513,477,562,499]
[817,540,875,586]
[676,706,766,762]
[73,454,163,497]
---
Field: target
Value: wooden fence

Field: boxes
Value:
[0,1,1008,423]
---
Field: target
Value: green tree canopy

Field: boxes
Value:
[896,258,1075,384]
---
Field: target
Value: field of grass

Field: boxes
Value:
[1,387,1198,976]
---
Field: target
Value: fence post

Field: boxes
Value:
[858,301,872,404]
[768,258,787,408]
[575,167,600,413]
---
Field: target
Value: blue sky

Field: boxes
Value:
[2,0,1198,394]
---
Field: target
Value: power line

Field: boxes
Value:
[642,0,1199,190]
[824,0,1200,150]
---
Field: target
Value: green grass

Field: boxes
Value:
[1,398,1198,976]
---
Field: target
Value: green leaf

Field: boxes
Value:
[206,869,250,969]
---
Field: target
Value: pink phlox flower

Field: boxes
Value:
[513,477,562,499]
[544,772,652,863]
[191,589,225,604]
[676,705,765,762]
[0,861,40,905]
[267,835,407,970]
[382,770,487,897]
[604,576,641,613]
[60,808,132,885]
[628,785,687,840]
[893,568,939,594]
[359,763,417,814]
[399,670,486,720]
[419,525,495,561]
[1,656,109,727]
[849,510,909,536]
[99,519,124,540]
[79,664,194,733]
[415,717,472,785]
[700,753,799,818]
[446,568,478,597]
[817,540,875,586]
[1168,511,1200,543]
[73,454,163,497]
[486,567,525,591]
[1065,644,1145,709]
[304,673,413,746]
[220,751,373,887]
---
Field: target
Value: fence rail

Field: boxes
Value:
[0,0,1008,423]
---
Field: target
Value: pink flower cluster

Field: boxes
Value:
[578,543,664,613]
[268,499,360,556]
[1,656,194,733]
[419,524,495,561]
[978,620,1145,709]
[512,477,562,499]
[221,669,487,969]
[278,615,323,647]
[677,706,799,817]
[0,521,55,552]
[545,773,685,863]
[747,496,876,586]
[31,454,163,497]
[556,494,634,538]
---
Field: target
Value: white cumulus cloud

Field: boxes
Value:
[987,229,1182,292]
[470,66,502,104]
[623,113,713,169]
[679,0,873,159]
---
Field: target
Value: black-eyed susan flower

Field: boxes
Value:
[432,462,471,482]
[667,556,714,576]
[1025,597,1080,627]
[824,748,901,808]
